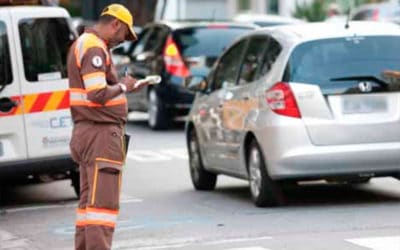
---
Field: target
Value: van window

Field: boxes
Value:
[19,18,75,82]
[0,21,12,85]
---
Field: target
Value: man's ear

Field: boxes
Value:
[111,19,121,30]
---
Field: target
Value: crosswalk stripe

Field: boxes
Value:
[112,236,272,250]
[347,236,400,250]
[0,230,32,249]
[224,247,270,250]
[126,148,187,163]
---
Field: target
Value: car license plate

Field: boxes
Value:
[342,96,387,114]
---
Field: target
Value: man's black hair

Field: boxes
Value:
[98,14,117,24]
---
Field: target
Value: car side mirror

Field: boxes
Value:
[135,51,156,62]
[184,75,208,92]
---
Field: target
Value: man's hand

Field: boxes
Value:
[120,76,154,93]
[120,76,138,92]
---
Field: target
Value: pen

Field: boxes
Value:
[124,66,128,77]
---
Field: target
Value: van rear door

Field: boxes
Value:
[0,8,28,164]
[11,7,75,159]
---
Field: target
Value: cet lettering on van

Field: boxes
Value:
[50,116,72,129]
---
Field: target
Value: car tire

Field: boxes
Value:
[248,140,285,207]
[148,88,169,130]
[188,129,217,191]
[71,168,80,198]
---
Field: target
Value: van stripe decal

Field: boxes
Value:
[30,93,52,113]
[0,91,70,117]
[57,91,70,110]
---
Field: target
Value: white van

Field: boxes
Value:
[0,5,79,196]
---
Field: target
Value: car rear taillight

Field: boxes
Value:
[266,82,301,118]
[163,35,190,77]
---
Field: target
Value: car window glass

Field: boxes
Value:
[173,27,252,67]
[285,36,400,95]
[352,10,373,20]
[19,18,75,82]
[213,40,247,90]
[238,36,268,85]
[259,37,282,77]
[131,28,153,56]
[0,21,12,85]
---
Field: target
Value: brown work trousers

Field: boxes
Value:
[70,121,126,250]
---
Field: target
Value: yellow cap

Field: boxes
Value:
[101,4,137,41]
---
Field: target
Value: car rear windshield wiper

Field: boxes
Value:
[330,75,389,86]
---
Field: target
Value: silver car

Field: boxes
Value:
[185,21,400,207]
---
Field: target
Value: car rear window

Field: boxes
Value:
[284,36,400,95]
[19,18,75,82]
[173,26,252,58]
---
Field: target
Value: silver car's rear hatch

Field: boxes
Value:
[285,36,400,146]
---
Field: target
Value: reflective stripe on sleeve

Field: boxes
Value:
[69,88,127,107]
[82,72,107,91]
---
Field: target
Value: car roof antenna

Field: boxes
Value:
[345,7,351,29]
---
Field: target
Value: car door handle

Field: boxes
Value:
[0,97,18,113]
[242,96,250,101]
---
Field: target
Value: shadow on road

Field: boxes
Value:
[0,180,77,208]
[207,180,400,208]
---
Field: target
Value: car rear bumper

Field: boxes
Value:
[255,117,400,180]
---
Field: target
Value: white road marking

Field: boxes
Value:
[2,203,77,213]
[2,194,142,213]
[347,236,400,250]
[127,150,173,162]
[160,149,188,160]
[0,230,31,249]
[224,247,271,250]
[204,237,272,246]
[127,148,187,162]
[113,236,272,250]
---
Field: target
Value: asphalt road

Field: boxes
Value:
[0,114,400,250]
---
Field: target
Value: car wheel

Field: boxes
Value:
[188,129,217,190]
[148,88,169,130]
[248,140,285,207]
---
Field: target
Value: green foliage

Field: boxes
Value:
[293,0,326,22]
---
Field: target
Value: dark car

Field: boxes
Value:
[112,21,256,129]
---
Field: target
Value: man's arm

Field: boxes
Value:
[80,47,136,105]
